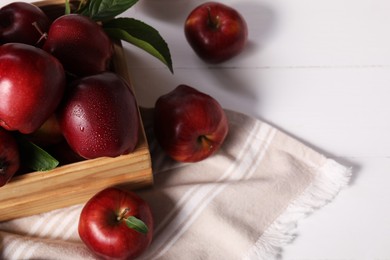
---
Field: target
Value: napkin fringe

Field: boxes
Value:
[244,159,352,260]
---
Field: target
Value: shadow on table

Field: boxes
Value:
[136,0,195,24]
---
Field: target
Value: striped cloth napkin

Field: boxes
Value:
[0,108,351,259]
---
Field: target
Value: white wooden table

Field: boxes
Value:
[123,0,390,258]
[5,0,389,258]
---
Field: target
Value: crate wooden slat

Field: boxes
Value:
[0,0,153,221]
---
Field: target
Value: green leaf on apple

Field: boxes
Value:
[77,0,139,21]
[103,18,173,73]
[125,216,149,234]
[17,136,59,171]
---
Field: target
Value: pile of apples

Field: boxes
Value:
[0,1,140,187]
[79,2,249,259]
[1,1,248,259]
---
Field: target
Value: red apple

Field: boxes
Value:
[0,127,20,187]
[184,2,248,63]
[43,14,114,76]
[0,2,51,46]
[78,187,153,260]
[58,72,140,159]
[154,84,229,162]
[0,43,66,134]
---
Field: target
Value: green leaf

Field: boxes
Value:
[75,0,89,14]
[125,216,149,234]
[17,136,59,171]
[78,0,139,21]
[103,18,173,73]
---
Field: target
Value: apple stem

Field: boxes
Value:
[198,135,214,151]
[32,22,48,45]
[207,7,219,30]
[117,208,149,234]
[117,208,129,222]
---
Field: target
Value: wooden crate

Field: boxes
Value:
[0,0,153,221]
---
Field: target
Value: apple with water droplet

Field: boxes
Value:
[43,14,114,76]
[58,72,140,159]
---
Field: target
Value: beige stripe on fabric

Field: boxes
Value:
[139,112,276,259]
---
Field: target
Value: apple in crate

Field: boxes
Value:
[78,187,153,260]
[154,85,229,162]
[0,43,65,134]
[58,72,139,159]
[0,128,20,187]
[184,2,248,63]
[0,2,50,46]
[43,14,114,76]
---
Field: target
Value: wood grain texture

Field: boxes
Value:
[0,0,153,221]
